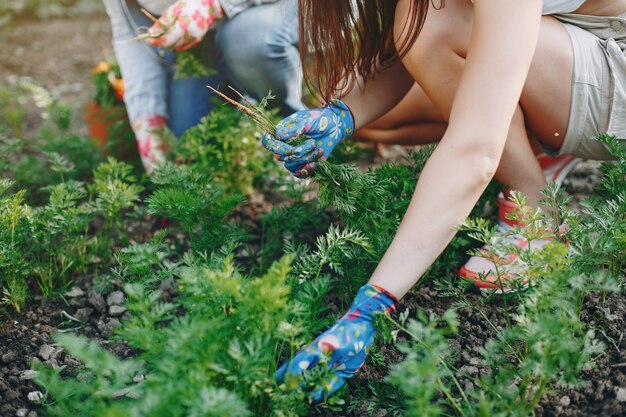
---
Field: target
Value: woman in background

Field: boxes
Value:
[103,0,304,173]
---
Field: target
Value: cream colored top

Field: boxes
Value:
[542,0,587,14]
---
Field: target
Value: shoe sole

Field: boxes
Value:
[478,282,530,295]
[459,267,530,295]
[543,156,581,188]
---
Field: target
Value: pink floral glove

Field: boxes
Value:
[132,115,169,174]
[146,0,224,51]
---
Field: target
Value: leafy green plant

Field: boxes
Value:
[172,97,285,197]
[0,83,27,136]
[569,134,626,279]
[36,255,322,416]
[175,49,216,79]
[387,310,464,417]
[146,161,244,251]
[387,157,624,416]
[0,82,103,201]
[388,266,614,417]
[0,179,33,312]
[32,179,93,295]
[112,228,179,290]
[88,157,143,261]
[254,201,330,274]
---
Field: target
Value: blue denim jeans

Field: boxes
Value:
[104,0,303,137]
[216,0,304,117]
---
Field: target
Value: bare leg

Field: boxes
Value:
[353,84,447,145]
[368,0,574,298]
[396,0,572,205]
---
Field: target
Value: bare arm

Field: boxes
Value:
[340,60,415,130]
[369,0,543,299]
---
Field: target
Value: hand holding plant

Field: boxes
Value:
[277,284,396,402]
[263,99,355,178]
[144,0,224,51]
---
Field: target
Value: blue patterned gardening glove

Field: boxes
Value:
[262,99,355,178]
[276,284,397,402]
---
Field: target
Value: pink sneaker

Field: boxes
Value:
[458,154,578,293]
[537,154,580,188]
[458,198,556,294]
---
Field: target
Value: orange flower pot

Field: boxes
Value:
[83,102,139,163]
[83,102,129,147]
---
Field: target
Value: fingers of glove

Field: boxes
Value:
[146,23,180,49]
[165,26,196,51]
[146,8,205,50]
[309,353,367,403]
[288,161,318,179]
[275,140,318,162]
[310,371,349,403]
[280,150,321,171]
[173,38,201,52]
[275,349,323,381]
[274,111,316,141]
[262,133,305,158]
[336,347,369,375]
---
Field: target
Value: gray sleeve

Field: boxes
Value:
[218,0,279,19]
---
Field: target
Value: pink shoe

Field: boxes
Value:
[537,154,580,188]
[458,154,578,293]
[458,198,554,294]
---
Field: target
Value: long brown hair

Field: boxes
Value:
[298,0,439,102]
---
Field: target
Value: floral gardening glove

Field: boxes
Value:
[276,284,397,402]
[146,0,224,51]
[262,99,354,178]
[132,114,169,174]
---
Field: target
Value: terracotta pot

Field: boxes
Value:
[83,102,129,147]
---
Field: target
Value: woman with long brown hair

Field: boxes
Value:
[264,0,626,401]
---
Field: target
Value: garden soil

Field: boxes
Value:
[1,11,624,417]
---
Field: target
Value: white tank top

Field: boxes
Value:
[542,0,587,14]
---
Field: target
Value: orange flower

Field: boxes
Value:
[91,60,111,74]
[108,74,125,100]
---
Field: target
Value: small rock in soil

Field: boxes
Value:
[458,365,479,377]
[469,356,483,366]
[448,339,462,353]
[106,291,125,306]
[16,409,28,417]
[69,297,87,308]
[19,370,39,380]
[88,291,107,312]
[38,324,56,335]
[5,390,18,401]
[27,391,43,404]
[74,307,94,322]
[97,318,120,338]
[109,305,127,316]
[616,387,626,403]
[65,287,84,298]
[2,352,17,364]
[559,395,571,407]
[38,344,56,361]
